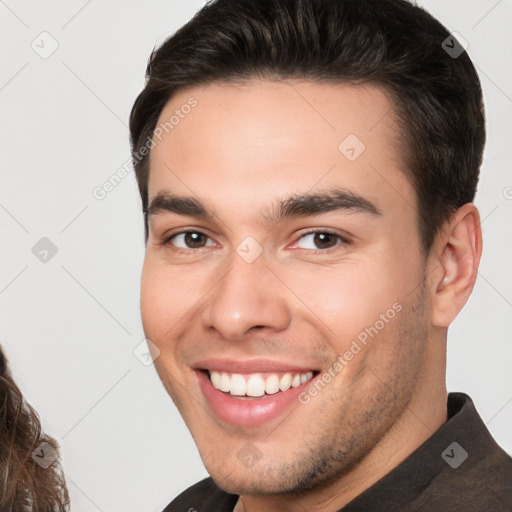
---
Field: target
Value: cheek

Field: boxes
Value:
[140,257,197,338]
[283,262,403,340]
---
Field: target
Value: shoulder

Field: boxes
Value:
[161,477,239,512]
[421,393,512,511]
[421,446,512,511]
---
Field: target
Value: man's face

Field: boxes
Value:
[141,80,433,494]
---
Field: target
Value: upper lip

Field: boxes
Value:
[193,358,318,374]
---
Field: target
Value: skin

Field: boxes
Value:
[141,80,482,512]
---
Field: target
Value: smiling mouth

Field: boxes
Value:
[203,369,319,398]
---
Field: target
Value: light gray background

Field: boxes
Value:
[0,1,511,511]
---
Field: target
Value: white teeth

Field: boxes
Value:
[302,371,313,383]
[219,372,231,392]
[291,374,302,387]
[265,375,280,394]
[208,370,315,396]
[230,374,246,396]
[279,373,292,392]
[246,375,266,397]
[210,371,221,389]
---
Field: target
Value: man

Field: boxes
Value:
[129,0,511,510]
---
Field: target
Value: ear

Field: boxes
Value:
[429,204,483,328]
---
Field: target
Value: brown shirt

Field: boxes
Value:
[163,393,512,511]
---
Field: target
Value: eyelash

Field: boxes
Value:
[293,229,352,252]
[161,229,352,254]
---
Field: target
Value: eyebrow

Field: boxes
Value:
[146,187,382,225]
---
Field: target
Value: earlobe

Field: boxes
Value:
[431,205,482,328]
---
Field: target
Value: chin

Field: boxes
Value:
[209,470,292,496]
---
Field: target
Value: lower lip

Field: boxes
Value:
[196,370,316,428]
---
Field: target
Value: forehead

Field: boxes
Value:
[147,79,414,221]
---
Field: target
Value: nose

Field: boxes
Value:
[201,250,291,341]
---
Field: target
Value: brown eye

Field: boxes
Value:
[167,231,214,250]
[296,231,349,251]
